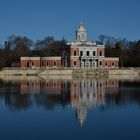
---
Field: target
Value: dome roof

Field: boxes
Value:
[77,22,87,32]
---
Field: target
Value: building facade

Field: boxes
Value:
[20,57,61,68]
[41,57,61,68]
[68,22,119,68]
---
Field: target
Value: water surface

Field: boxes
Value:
[0,77,140,140]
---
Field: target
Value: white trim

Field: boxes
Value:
[104,58,119,61]
[70,56,79,58]
[21,57,40,61]
[41,57,61,61]
[97,45,105,48]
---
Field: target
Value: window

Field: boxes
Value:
[82,34,85,40]
[100,51,102,56]
[27,82,30,87]
[46,62,49,66]
[112,62,114,66]
[54,82,56,87]
[46,82,48,87]
[32,62,34,66]
[74,61,76,66]
[93,62,95,67]
[80,51,83,56]
[105,62,108,66]
[87,93,89,99]
[100,61,102,66]
[93,51,96,56]
[27,62,30,67]
[86,51,89,56]
[54,61,56,66]
[32,82,35,87]
[74,50,76,56]
[90,81,92,87]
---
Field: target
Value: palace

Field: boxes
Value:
[11,23,119,68]
[68,22,119,68]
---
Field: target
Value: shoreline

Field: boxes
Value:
[0,67,140,78]
[0,74,140,82]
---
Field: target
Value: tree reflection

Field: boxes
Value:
[0,81,32,111]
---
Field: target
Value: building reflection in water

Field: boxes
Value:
[70,79,119,127]
[19,78,119,127]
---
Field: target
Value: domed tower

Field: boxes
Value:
[76,22,87,42]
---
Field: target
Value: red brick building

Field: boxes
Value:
[19,57,61,68]
[20,57,41,68]
[68,22,119,68]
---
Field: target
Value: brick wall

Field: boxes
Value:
[97,48,105,57]
[20,60,40,67]
[70,59,80,67]
[102,60,119,68]
[41,60,61,67]
[70,48,79,56]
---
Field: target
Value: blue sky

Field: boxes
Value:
[0,0,140,44]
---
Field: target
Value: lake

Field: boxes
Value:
[0,76,140,140]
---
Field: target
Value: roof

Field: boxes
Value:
[76,22,87,32]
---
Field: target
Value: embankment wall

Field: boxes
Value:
[0,68,140,77]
